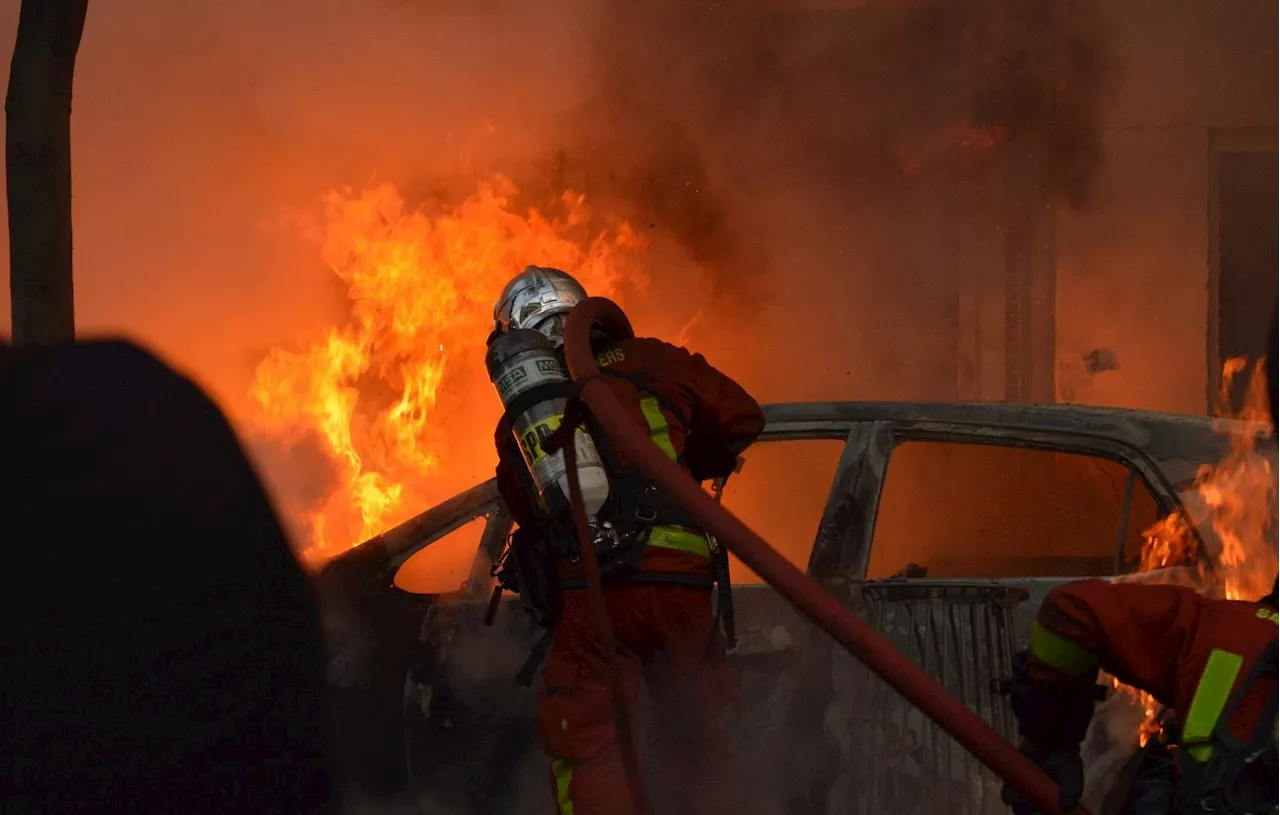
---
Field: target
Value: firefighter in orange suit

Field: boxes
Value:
[1004,579,1278,815]
[488,266,765,815]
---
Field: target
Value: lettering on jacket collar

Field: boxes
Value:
[596,348,625,368]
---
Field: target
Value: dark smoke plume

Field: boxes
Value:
[974,0,1120,210]
[540,0,1119,315]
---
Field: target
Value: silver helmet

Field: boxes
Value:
[492,265,588,344]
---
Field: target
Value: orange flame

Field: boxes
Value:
[1112,355,1277,745]
[1107,675,1164,748]
[1198,357,1277,600]
[1137,356,1276,597]
[249,175,646,562]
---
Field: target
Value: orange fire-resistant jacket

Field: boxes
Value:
[494,335,765,577]
[1027,579,1278,764]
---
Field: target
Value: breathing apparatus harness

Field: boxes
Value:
[484,329,737,684]
[1121,587,1280,815]
[1159,648,1278,815]
[1168,590,1279,815]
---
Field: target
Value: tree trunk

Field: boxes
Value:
[6,0,89,346]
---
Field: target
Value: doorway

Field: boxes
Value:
[1208,129,1278,414]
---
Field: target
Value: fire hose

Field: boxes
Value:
[560,430,650,814]
[545,296,1090,815]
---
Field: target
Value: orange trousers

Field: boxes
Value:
[537,583,740,815]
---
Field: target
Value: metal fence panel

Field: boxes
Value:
[835,581,1028,815]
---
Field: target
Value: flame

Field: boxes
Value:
[1111,355,1277,745]
[1198,357,1277,600]
[1136,510,1198,573]
[1137,356,1276,598]
[1107,675,1164,747]
[249,175,646,562]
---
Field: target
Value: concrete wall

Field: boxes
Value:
[1056,129,1212,414]
[1054,0,1277,415]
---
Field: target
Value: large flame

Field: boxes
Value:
[1111,355,1276,745]
[1194,356,1278,601]
[1137,356,1276,598]
[249,175,646,562]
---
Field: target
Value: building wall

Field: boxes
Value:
[1054,0,1277,415]
[1056,129,1211,413]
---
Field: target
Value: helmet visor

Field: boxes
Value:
[530,313,568,346]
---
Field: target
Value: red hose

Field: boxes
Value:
[555,296,1089,815]
[560,416,650,814]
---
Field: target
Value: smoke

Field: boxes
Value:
[545,0,1119,313]
[2,0,1121,790]
[978,1,1118,210]
[245,428,341,552]
[0,0,1124,440]
[488,0,1120,407]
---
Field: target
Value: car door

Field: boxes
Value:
[709,432,857,814]
[315,480,514,802]
[826,422,1192,815]
[853,425,1185,627]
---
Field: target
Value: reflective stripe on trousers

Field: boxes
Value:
[647,524,711,558]
[552,758,575,815]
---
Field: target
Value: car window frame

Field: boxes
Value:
[851,423,1196,582]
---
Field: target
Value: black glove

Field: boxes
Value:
[683,437,740,482]
[1125,742,1175,815]
[1000,741,1083,815]
[1008,650,1096,747]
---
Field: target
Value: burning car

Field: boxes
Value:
[315,397,1274,815]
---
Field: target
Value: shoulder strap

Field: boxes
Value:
[497,424,553,523]
[1172,639,1280,813]
[1211,638,1279,754]
[515,630,555,687]
[596,366,691,436]
[502,380,570,422]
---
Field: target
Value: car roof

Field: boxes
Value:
[759,401,1254,489]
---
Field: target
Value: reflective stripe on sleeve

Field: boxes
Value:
[639,396,679,461]
[1029,620,1098,678]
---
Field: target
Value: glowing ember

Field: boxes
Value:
[249,176,646,562]
[1113,355,1277,744]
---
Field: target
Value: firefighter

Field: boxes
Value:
[1003,579,1278,815]
[488,266,765,815]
